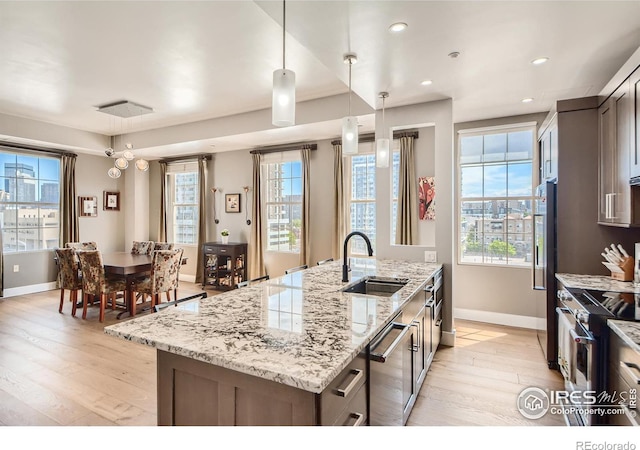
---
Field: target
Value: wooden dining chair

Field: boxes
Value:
[131,248,184,311]
[77,250,127,322]
[285,265,308,274]
[131,240,154,255]
[236,275,270,288]
[316,258,334,265]
[54,248,82,316]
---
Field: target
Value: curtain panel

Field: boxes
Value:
[332,143,347,260]
[158,161,168,242]
[194,157,208,284]
[60,154,79,246]
[300,147,311,267]
[249,153,266,279]
[395,136,417,245]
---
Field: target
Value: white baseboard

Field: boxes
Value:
[454,307,545,330]
[179,274,196,283]
[3,281,57,298]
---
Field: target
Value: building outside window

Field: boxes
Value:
[346,142,376,255]
[263,154,302,253]
[0,151,60,252]
[167,163,199,245]
[458,124,536,267]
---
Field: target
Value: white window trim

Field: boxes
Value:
[345,142,376,256]
[261,155,302,254]
[166,163,199,247]
[457,122,537,269]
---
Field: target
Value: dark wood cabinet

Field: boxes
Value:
[606,325,639,426]
[539,114,558,182]
[202,242,247,290]
[630,68,640,180]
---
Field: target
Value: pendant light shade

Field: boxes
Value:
[342,116,359,155]
[376,91,390,168]
[108,167,121,179]
[114,157,129,170]
[272,68,296,127]
[135,159,149,172]
[272,0,295,127]
[342,53,358,155]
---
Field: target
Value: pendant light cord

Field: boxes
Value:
[382,95,385,138]
[348,58,352,116]
[282,0,286,70]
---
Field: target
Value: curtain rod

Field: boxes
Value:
[250,142,317,155]
[159,153,212,164]
[0,142,77,157]
[331,130,419,146]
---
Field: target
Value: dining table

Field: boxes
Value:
[101,252,188,319]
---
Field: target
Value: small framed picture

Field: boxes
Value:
[103,191,120,211]
[79,196,97,217]
[225,193,241,213]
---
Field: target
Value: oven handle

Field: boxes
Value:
[369,323,410,363]
[619,361,640,387]
[569,327,594,345]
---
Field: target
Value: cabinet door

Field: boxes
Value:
[549,126,558,180]
[631,68,640,180]
[614,80,632,224]
[539,130,551,181]
[599,97,616,223]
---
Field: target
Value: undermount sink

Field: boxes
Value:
[341,276,409,297]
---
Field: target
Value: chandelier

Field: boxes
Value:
[97,100,151,178]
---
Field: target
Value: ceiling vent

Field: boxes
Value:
[96,100,153,118]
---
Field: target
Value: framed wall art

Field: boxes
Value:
[79,196,97,217]
[225,193,241,213]
[103,191,120,211]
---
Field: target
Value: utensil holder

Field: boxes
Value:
[603,256,635,281]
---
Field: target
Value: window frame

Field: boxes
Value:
[345,141,376,256]
[457,122,538,269]
[0,150,61,254]
[166,162,199,247]
[261,153,303,254]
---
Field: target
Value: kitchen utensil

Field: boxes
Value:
[610,244,623,259]
[618,244,629,258]
[602,252,615,264]
[605,248,622,264]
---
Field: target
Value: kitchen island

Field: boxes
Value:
[105,258,442,425]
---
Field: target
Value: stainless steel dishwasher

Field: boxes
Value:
[368,312,417,426]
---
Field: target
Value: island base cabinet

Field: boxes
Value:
[157,350,316,426]
[157,349,368,426]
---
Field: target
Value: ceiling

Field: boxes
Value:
[0,1,639,158]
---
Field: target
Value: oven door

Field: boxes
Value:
[556,306,595,425]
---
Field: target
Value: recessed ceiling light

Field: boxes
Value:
[389,22,408,33]
[522,98,534,103]
[420,80,433,86]
[531,57,549,65]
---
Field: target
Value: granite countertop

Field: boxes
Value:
[556,273,640,293]
[608,320,640,353]
[104,258,442,394]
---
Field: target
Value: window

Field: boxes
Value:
[391,148,400,240]
[346,142,376,255]
[263,155,302,253]
[0,151,60,252]
[458,124,535,267]
[167,163,199,245]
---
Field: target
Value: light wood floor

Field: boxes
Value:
[0,283,564,426]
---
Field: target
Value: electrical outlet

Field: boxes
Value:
[13,265,19,273]
[424,251,437,262]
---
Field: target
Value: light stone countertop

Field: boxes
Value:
[556,273,640,293]
[104,258,442,394]
[608,320,640,353]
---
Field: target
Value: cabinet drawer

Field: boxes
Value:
[204,245,229,254]
[319,352,366,425]
[332,383,367,426]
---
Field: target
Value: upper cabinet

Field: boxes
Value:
[630,69,640,180]
[539,114,558,182]
[598,69,640,227]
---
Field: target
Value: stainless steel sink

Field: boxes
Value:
[341,276,409,297]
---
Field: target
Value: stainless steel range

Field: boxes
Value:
[556,287,639,425]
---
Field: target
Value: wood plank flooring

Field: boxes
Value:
[0,284,564,426]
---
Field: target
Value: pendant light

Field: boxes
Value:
[376,92,390,168]
[272,0,295,127]
[342,53,358,155]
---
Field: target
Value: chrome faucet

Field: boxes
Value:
[342,231,374,282]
